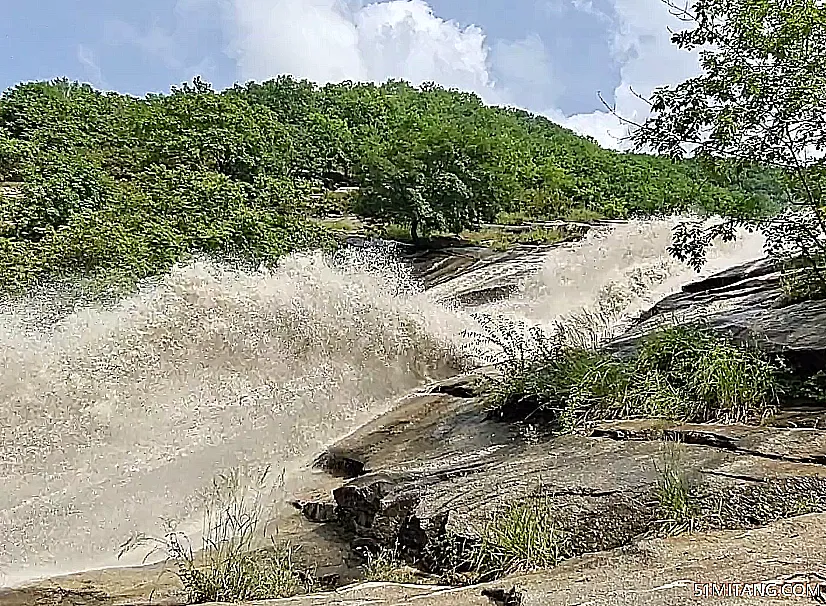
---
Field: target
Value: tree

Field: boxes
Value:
[136,81,291,182]
[354,94,512,241]
[0,72,785,291]
[630,0,826,298]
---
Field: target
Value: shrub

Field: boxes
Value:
[118,466,316,604]
[478,321,780,430]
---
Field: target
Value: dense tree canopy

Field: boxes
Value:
[0,74,781,292]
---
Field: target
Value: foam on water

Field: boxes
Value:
[0,248,472,584]
[0,219,766,585]
[472,219,766,343]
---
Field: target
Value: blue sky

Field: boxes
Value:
[0,0,700,148]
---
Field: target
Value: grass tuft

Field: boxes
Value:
[652,443,700,536]
[360,547,430,584]
[475,320,780,430]
[470,495,568,579]
[119,466,316,604]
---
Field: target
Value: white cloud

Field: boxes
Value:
[355,1,493,94]
[226,0,364,84]
[180,0,701,150]
[491,34,562,109]
[558,0,702,149]
[216,0,567,110]
[224,0,501,100]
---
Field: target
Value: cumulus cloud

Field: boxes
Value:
[223,0,502,101]
[491,34,562,110]
[558,0,702,148]
[177,0,701,150]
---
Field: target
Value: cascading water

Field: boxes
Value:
[0,218,766,586]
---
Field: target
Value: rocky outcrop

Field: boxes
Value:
[609,258,826,375]
[342,235,559,306]
[27,511,826,606]
[292,372,826,580]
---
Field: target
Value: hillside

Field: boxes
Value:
[0,76,781,292]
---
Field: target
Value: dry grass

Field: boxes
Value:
[118,466,316,604]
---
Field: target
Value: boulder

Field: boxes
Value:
[609,258,826,375]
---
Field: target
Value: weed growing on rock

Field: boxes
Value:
[118,466,315,603]
[361,547,431,584]
[635,325,778,424]
[470,495,569,579]
[652,443,700,536]
[479,321,780,430]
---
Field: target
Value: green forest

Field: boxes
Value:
[0,75,783,293]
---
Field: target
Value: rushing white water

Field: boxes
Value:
[469,219,766,343]
[0,219,766,586]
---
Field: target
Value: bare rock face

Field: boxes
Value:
[609,258,826,375]
[342,235,559,307]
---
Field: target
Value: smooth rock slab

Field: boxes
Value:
[609,258,826,375]
[194,513,826,606]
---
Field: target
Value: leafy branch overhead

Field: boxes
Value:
[632,0,826,295]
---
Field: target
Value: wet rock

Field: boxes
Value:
[481,586,523,605]
[609,258,826,375]
[312,453,365,479]
[292,500,339,523]
[342,234,569,306]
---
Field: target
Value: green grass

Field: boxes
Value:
[119,466,316,604]
[470,495,568,579]
[310,214,581,252]
[314,216,364,232]
[653,443,700,536]
[494,206,607,225]
[562,206,606,222]
[476,321,781,431]
[382,223,414,241]
[462,226,573,251]
[494,211,532,225]
[780,260,826,302]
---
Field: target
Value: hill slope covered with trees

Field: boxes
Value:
[0,76,782,293]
